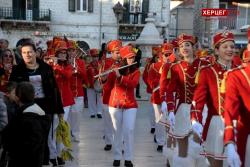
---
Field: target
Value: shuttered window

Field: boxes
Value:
[72,0,93,12]
[69,0,76,11]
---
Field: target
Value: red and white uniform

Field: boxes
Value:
[69,58,88,140]
[142,58,156,131]
[86,58,102,116]
[107,69,140,109]
[142,58,153,94]
[148,61,166,146]
[160,61,173,103]
[224,52,250,166]
[99,57,119,145]
[100,58,119,105]
[107,46,140,161]
[87,60,99,89]
[54,63,75,120]
[167,59,209,138]
[71,58,88,97]
[191,61,240,159]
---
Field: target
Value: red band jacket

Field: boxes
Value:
[147,62,163,104]
[70,58,88,97]
[105,68,140,109]
[224,64,250,166]
[166,59,209,113]
[54,63,75,107]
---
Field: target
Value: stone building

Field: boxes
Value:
[170,0,250,47]
[0,0,170,50]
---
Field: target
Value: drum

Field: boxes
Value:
[94,79,103,93]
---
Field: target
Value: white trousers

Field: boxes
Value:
[152,103,166,146]
[109,107,137,160]
[149,103,156,129]
[69,96,83,139]
[48,106,71,159]
[87,88,102,116]
[102,104,114,145]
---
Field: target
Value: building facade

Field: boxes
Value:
[0,0,170,50]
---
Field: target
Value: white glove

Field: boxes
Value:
[226,143,241,167]
[191,120,203,138]
[168,112,175,128]
[161,101,167,113]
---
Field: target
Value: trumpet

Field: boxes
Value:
[94,62,137,78]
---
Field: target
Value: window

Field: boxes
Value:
[77,0,87,11]
[130,0,142,13]
[69,0,93,12]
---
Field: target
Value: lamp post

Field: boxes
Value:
[113,2,125,39]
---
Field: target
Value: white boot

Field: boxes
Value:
[173,155,195,167]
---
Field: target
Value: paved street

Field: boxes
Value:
[65,99,166,167]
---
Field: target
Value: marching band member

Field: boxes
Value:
[100,40,122,151]
[67,40,88,142]
[142,46,161,134]
[148,43,174,152]
[53,40,75,121]
[86,48,103,118]
[191,30,241,167]
[106,46,140,167]
[224,29,250,167]
[48,39,75,165]
[166,34,209,166]
[159,43,177,167]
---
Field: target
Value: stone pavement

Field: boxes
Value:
[65,99,166,167]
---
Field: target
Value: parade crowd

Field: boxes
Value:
[0,27,249,167]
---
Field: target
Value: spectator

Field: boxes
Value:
[14,38,34,64]
[0,49,17,93]
[36,47,43,59]
[0,39,9,51]
[2,82,50,167]
[9,41,64,166]
[0,39,9,62]
[3,82,18,123]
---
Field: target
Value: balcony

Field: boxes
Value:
[120,12,147,25]
[0,7,51,30]
[219,7,250,30]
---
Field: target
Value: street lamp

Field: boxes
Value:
[113,1,125,39]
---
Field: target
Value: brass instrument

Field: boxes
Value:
[74,42,88,58]
[94,62,137,78]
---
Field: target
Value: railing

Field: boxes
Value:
[219,16,250,29]
[121,12,147,24]
[219,7,250,29]
[0,7,51,21]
